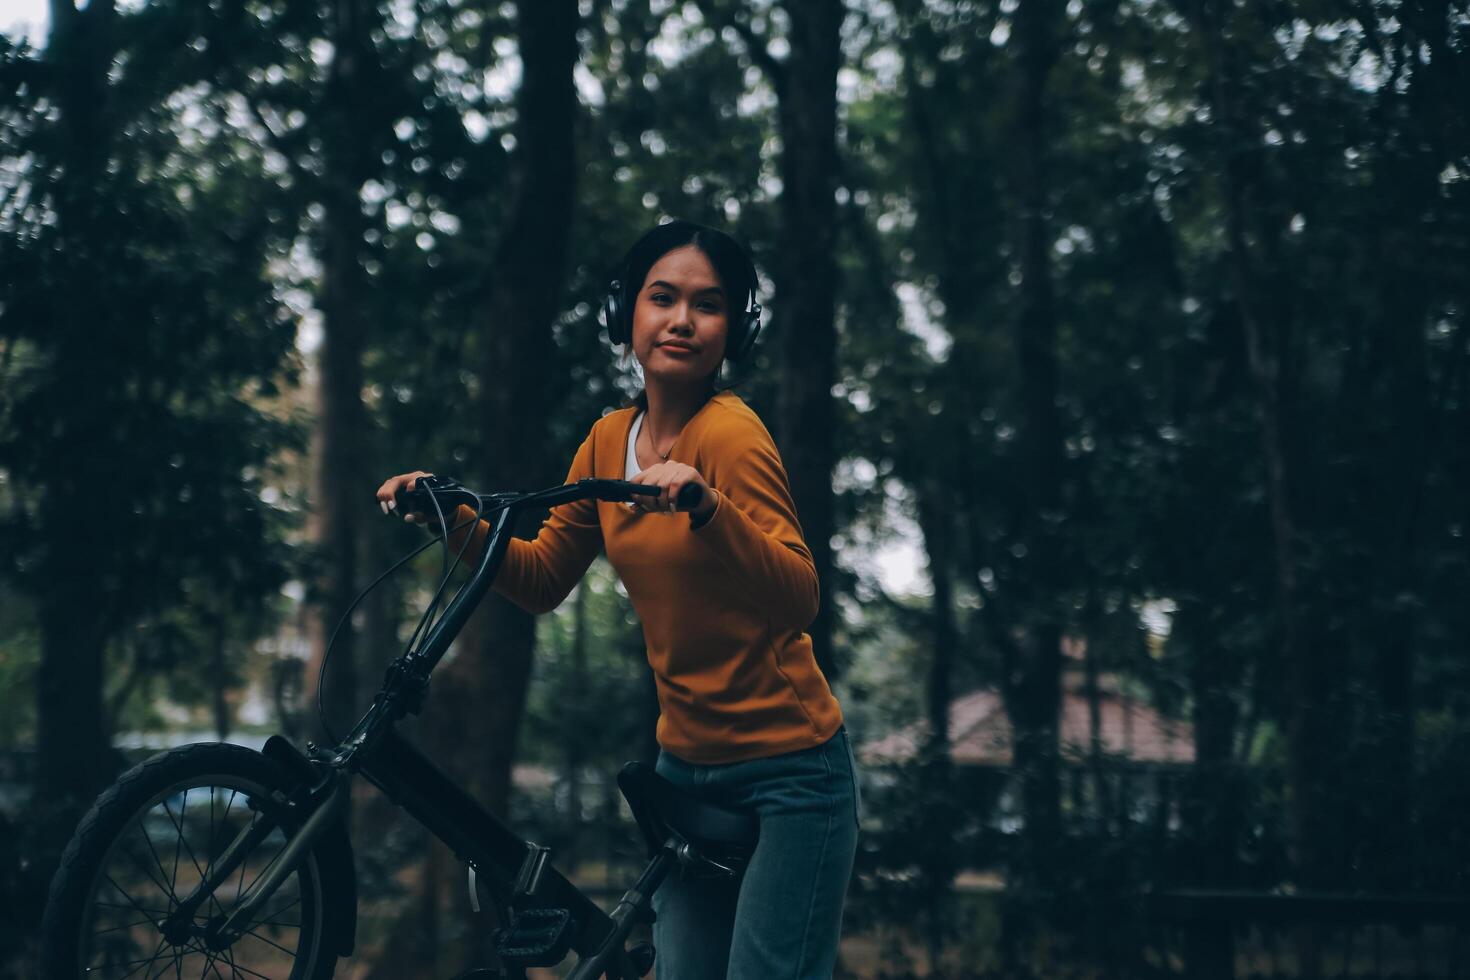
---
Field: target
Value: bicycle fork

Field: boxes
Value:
[160,769,349,950]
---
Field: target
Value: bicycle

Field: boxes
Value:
[40,475,758,979]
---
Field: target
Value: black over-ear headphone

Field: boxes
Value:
[603,222,763,363]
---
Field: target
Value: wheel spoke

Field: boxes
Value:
[255,894,302,924]
[132,816,182,907]
[102,872,167,930]
[117,835,177,906]
[208,787,216,856]
[231,815,264,914]
[202,789,240,903]
[202,950,230,980]
[143,938,192,980]
[211,958,276,980]
[161,792,224,920]
[94,897,174,917]
[219,942,240,979]
[168,789,187,901]
[238,923,297,957]
[241,916,301,931]
[103,933,171,980]
[232,824,287,909]
[71,758,321,980]
[91,915,164,937]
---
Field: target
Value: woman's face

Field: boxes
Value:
[630,244,729,391]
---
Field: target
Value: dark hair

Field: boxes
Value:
[617,219,758,411]
[619,220,758,322]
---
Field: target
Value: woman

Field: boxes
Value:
[376,219,860,979]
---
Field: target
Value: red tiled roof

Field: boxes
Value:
[862,675,1194,767]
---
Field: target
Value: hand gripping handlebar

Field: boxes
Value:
[395,474,706,517]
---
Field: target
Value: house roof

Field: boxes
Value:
[861,673,1195,768]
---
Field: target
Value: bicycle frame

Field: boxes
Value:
[180,478,674,978]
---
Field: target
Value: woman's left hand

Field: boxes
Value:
[631,461,717,520]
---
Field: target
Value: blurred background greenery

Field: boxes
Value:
[1,0,1467,976]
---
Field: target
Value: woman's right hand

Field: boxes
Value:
[375,470,434,524]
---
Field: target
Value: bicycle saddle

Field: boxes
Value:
[617,762,758,857]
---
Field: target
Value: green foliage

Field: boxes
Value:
[0,2,304,817]
[2,0,1469,972]
[522,557,651,768]
[0,594,38,748]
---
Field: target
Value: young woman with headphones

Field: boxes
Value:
[377,218,860,979]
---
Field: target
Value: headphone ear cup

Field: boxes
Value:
[727,304,761,362]
[604,280,626,346]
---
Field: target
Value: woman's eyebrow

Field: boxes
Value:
[646,279,726,297]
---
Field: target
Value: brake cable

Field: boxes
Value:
[315,484,501,745]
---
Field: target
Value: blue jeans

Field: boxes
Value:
[651,728,862,979]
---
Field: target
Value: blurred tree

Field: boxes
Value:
[695,0,847,680]
[1158,0,1470,906]
[868,1,1079,956]
[209,0,432,741]
[1,0,1467,975]
[0,2,300,821]
[520,560,651,861]
[340,1,585,972]
[303,0,393,743]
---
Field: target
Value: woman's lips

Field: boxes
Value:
[659,343,697,354]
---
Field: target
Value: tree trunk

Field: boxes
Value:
[35,596,109,812]
[689,1,844,681]
[1356,0,1450,888]
[452,0,578,822]
[1187,0,1337,911]
[915,479,958,967]
[998,0,1068,960]
[918,483,957,758]
[212,614,230,742]
[1179,602,1240,980]
[304,0,380,745]
[565,580,590,865]
[34,0,119,821]
[1187,3,1329,972]
[411,1,581,970]
[772,0,844,682]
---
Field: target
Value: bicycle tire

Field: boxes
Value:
[40,741,343,980]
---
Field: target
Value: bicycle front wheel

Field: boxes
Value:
[40,742,341,980]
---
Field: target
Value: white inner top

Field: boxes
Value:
[625,410,644,479]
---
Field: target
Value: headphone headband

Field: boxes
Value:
[603,222,762,363]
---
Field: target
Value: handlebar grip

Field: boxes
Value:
[579,478,699,511]
[605,480,703,510]
[676,482,704,510]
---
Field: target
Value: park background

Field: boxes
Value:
[1,0,1468,976]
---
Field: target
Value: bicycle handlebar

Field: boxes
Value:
[395,474,705,516]
[331,475,707,759]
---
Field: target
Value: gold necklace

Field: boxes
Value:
[644,416,674,460]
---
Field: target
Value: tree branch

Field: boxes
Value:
[693,0,787,100]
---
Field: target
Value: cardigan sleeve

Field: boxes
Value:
[690,417,819,632]
[447,430,603,615]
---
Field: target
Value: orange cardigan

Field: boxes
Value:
[450,391,842,764]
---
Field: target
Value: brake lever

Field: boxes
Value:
[394,476,480,517]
